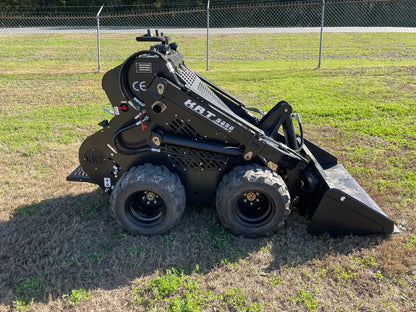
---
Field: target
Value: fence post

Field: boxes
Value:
[206,0,210,71]
[317,0,325,69]
[96,4,104,73]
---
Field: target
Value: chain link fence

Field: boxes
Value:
[0,0,415,74]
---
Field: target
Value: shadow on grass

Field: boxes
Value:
[0,190,382,305]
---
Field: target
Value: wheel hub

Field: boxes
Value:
[125,190,165,225]
[237,191,274,225]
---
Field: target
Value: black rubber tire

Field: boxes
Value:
[215,164,290,237]
[110,164,186,235]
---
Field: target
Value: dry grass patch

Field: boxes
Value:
[1,121,415,312]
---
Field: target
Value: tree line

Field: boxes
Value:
[1,0,414,28]
[1,0,315,14]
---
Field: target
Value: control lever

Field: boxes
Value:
[136,29,170,45]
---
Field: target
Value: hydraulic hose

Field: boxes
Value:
[292,113,304,153]
[112,116,151,155]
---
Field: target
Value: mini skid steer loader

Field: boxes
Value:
[67,31,397,237]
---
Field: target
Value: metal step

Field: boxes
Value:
[67,165,92,183]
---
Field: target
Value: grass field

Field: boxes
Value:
[0,32,415,311]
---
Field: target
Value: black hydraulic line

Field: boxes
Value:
[294,118,304,153]
[113,121,242,157]
[276,113,304,153]
[160,133,243,157]
[112,118,151,155]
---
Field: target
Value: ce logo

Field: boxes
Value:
[132,81,146,92]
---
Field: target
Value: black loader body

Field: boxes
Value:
[68,31,397,237]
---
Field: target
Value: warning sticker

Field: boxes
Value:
[113,106,120,116]
[104,177,111,188]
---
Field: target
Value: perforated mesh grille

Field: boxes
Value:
[176,64,233,113]
[176,64,197,86]
[169,146,227,170]
[169,118,201,138]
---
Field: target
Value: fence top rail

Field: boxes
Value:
[209,0,412,10]
[0,15,93,20]
[101,8,206,18]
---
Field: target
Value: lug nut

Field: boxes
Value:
[246,192,257,201]
[146,192,156,201]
